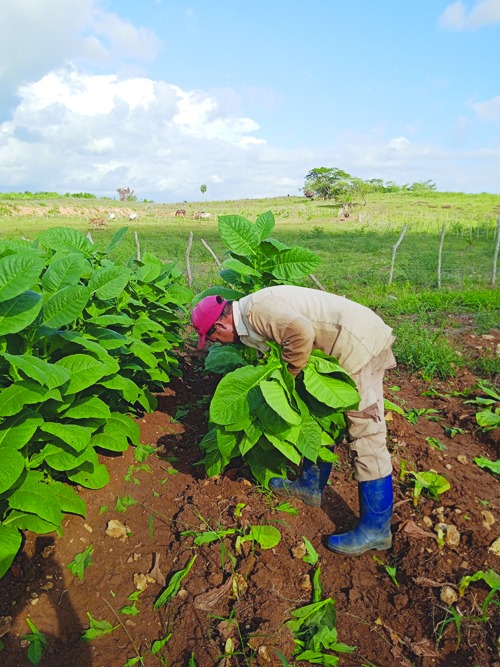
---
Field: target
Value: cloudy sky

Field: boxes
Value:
[1,0,499,202]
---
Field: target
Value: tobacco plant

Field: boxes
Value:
[0,227,191,579]
[195,210,322,302]
[199,343,360,487]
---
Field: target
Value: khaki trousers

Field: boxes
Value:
[345,345,396,482]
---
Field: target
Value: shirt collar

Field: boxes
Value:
[232,300,249,336]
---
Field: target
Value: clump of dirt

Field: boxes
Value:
[0,345,499,667]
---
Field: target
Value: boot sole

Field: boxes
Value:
[271,487,322,508]
[327,537,392,556]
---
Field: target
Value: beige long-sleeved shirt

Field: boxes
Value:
[233,285,394,376]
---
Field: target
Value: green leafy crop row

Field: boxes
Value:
[0,227,192,578]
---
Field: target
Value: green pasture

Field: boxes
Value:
[1,191,499,377]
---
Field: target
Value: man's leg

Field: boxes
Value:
[326,348,395,555]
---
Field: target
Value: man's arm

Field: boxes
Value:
[246,298,315,376]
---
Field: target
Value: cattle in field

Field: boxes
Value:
[193,211,211,220]
[108,213,116,220]
[90,218,106,229]
[129,213,138,220]
[175,209,186,218]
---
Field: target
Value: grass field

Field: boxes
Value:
[1,190,499,377]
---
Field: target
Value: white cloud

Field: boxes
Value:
[470,96,500,121]
[19,68,157,116]
[1,65,499,200]
[0,0,161,117]
[438,0,500,30]
[173,89,261,141]
[0,67,291,200]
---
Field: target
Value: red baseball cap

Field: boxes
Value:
[191,296,227,349]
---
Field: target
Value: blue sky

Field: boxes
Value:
[0,0,499,202]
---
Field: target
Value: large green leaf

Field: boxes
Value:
[8,472,64,527]
[303,368,360,410]
[308,352,355,384]
[0,290,43,335]
[86,314,135,327]
[245,444,287,488]
[128,338,158,367]
[67,460,110,489]
[48,479,86,516]
[86,326,128,350]
[260,378,301,426]
[220,258,261,277]
[38,227,94,256]
[216,429,239,459]
[239,420,262,456]
[3,510,59,535]
[55,354,110,392]
[61,396,111,420]
[40,422,93,452]
[0,524,22,578]
[3,353,70,389]
[57,331,119,366]
[295,414,323,461]
[41,253,87,293]
[0,253,45,303]
[132,317,164,336]
[135,255,163,283]
[218,215,260,257]
[39,442,93,471]
[210,364,276,425]
[205,345,246,374]
[99,374,141,403]
[0,381,49,417]
[41,285,90,329]
[265,247,321,281]
[265,434,301,465]
[255,210,275,241]
[0,409,43,450]
[0,446,25,494]
[90,414,138,452]
[163,284,193,306]
[88,266,132,300]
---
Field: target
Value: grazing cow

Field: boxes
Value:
[90,218,106,229]
[129,213,138,220]
[193,211,211,220]
[175,209,186,218]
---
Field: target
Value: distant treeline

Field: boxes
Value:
[0,191,107,200]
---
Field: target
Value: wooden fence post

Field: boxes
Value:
[185,232,193,288]
[200,238,221,266]
[388,225,408,285]
[309,274,326,291]
[437,223,445,289]
[134,231,141,262]
[492,218,500,287]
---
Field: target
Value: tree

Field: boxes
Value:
[303,167,353,201]
[200,184,207,196]
[117,187,135,201]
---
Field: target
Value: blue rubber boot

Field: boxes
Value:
[269,459,332,507]
[326,475,393,555]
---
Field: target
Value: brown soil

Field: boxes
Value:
[1,340,499,667]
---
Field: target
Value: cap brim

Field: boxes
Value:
[197,333,206,350]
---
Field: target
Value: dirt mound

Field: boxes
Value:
[0,348,499,667]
